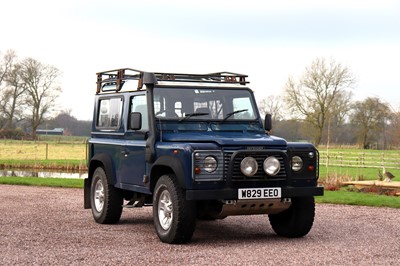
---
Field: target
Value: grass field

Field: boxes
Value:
[0,140,87,160]
[0,139,87,170]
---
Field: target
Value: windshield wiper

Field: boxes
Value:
[179,112,209,122]
[221,109,248,122]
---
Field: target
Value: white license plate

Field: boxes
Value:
[238,188,281,199]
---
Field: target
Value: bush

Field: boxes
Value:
[322,174,352,191]
[0,129,30,140]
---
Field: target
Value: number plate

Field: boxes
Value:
[238,188,281,199]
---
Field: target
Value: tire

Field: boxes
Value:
[90,167,123,224]
[153,174,196,244]
[268,197,315,238]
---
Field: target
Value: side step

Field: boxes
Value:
[122,195,146,208]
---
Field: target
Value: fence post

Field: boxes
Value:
[325,148,329,177]
[362,153,365,168]
[340,152,343,175]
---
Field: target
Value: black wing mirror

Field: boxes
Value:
[264,114,272,132]
[129,112,142,130]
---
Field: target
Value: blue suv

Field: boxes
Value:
[84,68,324,243]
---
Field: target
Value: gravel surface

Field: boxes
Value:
[1,184,399,265]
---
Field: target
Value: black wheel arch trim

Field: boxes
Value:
[150,156,186,191]
[84,153,117,209]
[89,153,117,184]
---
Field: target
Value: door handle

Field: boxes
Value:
[121,149,129,157]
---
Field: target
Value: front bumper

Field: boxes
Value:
[186,186,324,200]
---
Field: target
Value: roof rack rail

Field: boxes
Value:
[96,68,249,94]
[153,71,248,85]
[96,68,143,94]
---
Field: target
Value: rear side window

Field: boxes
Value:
[97,97,123,128]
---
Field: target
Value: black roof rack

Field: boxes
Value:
[96,68,249,94]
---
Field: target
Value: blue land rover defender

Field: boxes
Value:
[84,68,323,244]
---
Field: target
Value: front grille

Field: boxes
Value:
[224,151,287,181]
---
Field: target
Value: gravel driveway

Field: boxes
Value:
[1,184,399,265]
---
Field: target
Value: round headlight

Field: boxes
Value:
[204,156,217,173]
[291,156,303,172]
[263,156,280,176]
[240,157,258,177]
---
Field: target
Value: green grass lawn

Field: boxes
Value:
[0,176,83,188]
[316,189,400,208]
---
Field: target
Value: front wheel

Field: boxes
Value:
[153,174,196,244]
[268,197,315,238]
[90,167,123,224]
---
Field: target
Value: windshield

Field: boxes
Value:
[153,87,258,121]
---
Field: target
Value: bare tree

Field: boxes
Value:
[284,58,355,145]
[0,50,16,86]
[387,109,400,148]
[330,90,353,126]
[0,50,18,128]
[258,95,284,121]
[351,97,391,148]
[0,63,27,129]
[19,58,62,137]
[323,90,354,145]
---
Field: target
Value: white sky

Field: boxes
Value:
[1,0,399,120]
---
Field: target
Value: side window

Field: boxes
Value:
[130,95,148,131]
[97,97,123,129]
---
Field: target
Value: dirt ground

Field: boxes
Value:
[1,184,399,265]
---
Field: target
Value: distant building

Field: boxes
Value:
[36,128,64,135]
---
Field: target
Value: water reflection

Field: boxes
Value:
[0,169,87,179]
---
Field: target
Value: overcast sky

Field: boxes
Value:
[1,0,399,120]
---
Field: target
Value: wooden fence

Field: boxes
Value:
[319,150,400,170]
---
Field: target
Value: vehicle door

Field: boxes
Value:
[92,96,125,184]
[119,94,149,191]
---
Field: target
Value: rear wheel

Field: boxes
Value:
[153,174,196,244]
[90,167,123,224]
[268,197,315,238]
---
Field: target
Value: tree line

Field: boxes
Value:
[258,58,399,149]
[0,50,62,138]
[1,50,399,148]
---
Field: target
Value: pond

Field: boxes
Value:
[0,169,88,179]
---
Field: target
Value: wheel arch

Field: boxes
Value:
[84,153,117,209]
[150,156,186,193]
[89,153,117,183]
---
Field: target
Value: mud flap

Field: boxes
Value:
[84,178,91,209]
